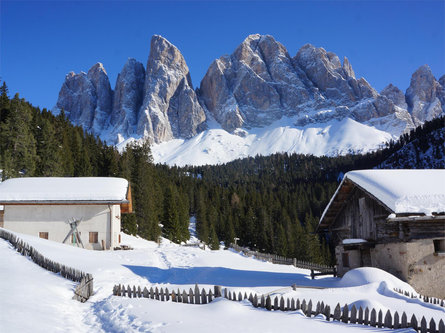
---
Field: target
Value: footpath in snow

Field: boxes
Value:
[1,230,444,332]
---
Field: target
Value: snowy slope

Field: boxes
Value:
[138,117,395,167]
[2,230,444,332]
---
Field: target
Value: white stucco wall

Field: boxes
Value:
[3,204,121,250]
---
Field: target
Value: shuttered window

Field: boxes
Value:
[89,232,98,244]
[39,232,49,239]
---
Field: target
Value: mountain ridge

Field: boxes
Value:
[54,34,445,165]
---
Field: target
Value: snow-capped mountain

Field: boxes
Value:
[54,34,445,165]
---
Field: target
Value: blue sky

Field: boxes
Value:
[1,0,444,110]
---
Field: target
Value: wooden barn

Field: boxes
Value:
[318,169,445,298]
[0,177,132,250]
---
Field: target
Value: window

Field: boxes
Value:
[433,239,445,255]
[89,232,98,244]
[342,252,350,267]
[39,232,49,240]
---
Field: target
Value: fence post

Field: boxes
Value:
[253,294,258,308]
[364,307,370,326]
[350,305,357,324]
[384,310,392,328]
[274,296,279,311]
[290,298,296,311]
[333,303,341,321]
[324,305,331,321]
[410,314,418,331]
[307,300,312,317]
[200,288,206,304]
[393,311,399,329]
[280,297,286,311]
[214,285,222,298]
[370,309,377,327]
[420,317,427,333]
[189,288,194,304]
[439,319,444,333]
[377,309,383,328]
[160,288,164,301]
[195,285,200,304]
[266,296,272,311]
[182,290,188,304]
[401,312,407,328]
[358,306,363,324]
[341,304,349,323]
[429,318,436,333]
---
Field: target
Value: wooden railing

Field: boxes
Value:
[230,243,337,278]
[0,228,93,303]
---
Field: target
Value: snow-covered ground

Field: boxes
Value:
[1,230,443,332]
[118,117,395,167]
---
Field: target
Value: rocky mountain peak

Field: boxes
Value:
[342,57,355,79]
[406,64,444,124]
[111,58,145,137]
[137,35,206,143]
[381,84,407,109]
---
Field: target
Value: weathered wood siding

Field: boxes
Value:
[330,187,390,242]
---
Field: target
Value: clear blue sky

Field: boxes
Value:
[1,0,444,110]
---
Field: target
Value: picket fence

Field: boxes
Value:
[0,228,93,302]
[114,283,444,333]
[393,288,445,308]
[112,284,222,304]
[230,243,336,278]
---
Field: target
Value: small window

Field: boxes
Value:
[433,239,445,255]
[89,232,98,244]
[342,252,350,267]
[39,232,49,239]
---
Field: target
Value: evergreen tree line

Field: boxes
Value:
[1,81,443,265]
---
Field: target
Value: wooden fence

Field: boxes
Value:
[230,243,336,278]
[0,228,93,302]
[114,283,444,333]
[113,284,222,304]
[393,288,445,308]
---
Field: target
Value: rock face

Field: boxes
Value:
[56,63,113,132]
[405,65,445,125]
[137,35,206,143]
[55,36,205,144]
[55,34,444,146]
[199,34,315,131]
[381,84,408,109]
[111,58,145,138]
[198,35,410,132]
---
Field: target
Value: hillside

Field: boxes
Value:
[1,85,443,263]
[1,230,444,332]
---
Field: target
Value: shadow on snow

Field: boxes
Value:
[123,265,337,287]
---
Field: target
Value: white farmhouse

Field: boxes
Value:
[0,177,132,250]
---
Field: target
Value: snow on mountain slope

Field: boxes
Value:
[149,117,394,166]
[2,230,444,332]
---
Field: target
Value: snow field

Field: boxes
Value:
[1,231,444,332]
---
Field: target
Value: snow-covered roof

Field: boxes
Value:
[346,169,445,215]
[319,169,445,228]
[0,177,129,203]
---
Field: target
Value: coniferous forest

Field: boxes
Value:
[0,81,444,265]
